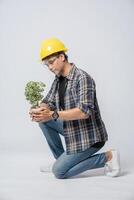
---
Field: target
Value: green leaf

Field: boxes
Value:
[24,81,46,106]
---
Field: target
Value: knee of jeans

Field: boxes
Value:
[38,122,47,129]
[52,162,66,179]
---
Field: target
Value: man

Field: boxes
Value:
[29,38,120,179]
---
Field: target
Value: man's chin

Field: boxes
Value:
[53,71,61,76]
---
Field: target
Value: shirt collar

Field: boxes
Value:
[56,63,76,81]
[66,63,76,80]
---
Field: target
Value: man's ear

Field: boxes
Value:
[60,53,65,62]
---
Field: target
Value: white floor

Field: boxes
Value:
[0,152,134,200]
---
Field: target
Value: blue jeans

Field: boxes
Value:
[39,120,107,179]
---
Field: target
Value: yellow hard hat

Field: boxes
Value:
[40,38,68,60]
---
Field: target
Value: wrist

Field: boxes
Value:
[51,110,59,121]
[50,111,54,119]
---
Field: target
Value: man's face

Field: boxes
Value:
[42,54,65,76]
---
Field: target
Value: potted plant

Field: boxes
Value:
[24,81,46,108]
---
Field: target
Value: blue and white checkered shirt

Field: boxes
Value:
[42,64,108,154]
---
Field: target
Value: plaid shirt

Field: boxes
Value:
[42,64,108,154]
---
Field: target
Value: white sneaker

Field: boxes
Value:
[105,149,121,177]
[40,163,53,173]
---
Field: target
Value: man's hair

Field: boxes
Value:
[42,51,68,62]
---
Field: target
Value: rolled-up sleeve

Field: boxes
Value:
[41,79,57,110]
[76,75,95,116]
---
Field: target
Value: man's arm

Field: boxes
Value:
[41,78,58,110]
[51,108,89,121]
[30,75,95,122]
[56,75,95,121]
[30,107,89,122]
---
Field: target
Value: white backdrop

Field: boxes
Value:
[0,0,134,163]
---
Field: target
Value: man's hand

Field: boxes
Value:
[39,102,49,109]
[29,103,52,122]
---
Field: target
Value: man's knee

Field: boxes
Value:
[52,162,66,179]
[38,121,47,129]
